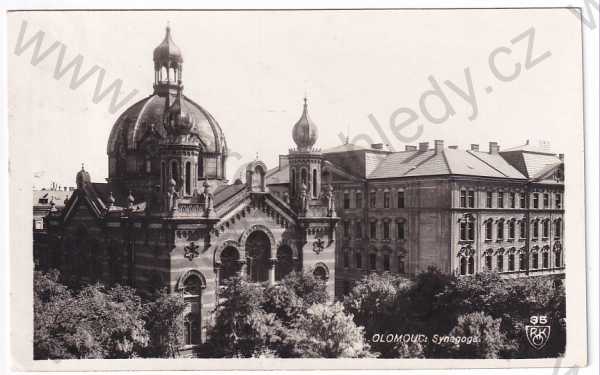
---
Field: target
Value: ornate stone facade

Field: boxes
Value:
[34,27,338,351]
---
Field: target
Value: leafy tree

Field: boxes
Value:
[262,271,328,326]
[442,311,514,358]
[33,270,149,359]
[205,276,284,357]
[343,272,411,357]
[286,302,374,358]
[143,289,186,358]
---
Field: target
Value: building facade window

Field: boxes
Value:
[383,221,390,240]
[460,190,467,208]
[355,192,363,209]
[508,220,516,239]
[543,193,549,208]
[486,192,493,208]
[397,191,405,208]
[369,253,377,271]
[532,220,539,239]
[354,221,362,239]
[531,252,539,269]
[533,193,539,208]
[343,192,350,209]
[397,253,406,274]
[542,220,550,238]
[383,191,390,208]
[468,256,475,274]
[554,219,562,238]
[555,250,562,267]
[397,221,406,240]
[555,193,562,209]
[497,192,504,208]
[468,191,475,208]
[519,253,527,270]
[485,220,493,240]
[508,254,515,271]
[510,192,516,208]
[520,220,527,239]
[497,254,504,272]
[355,252,362,269]
[542,252,549,268]
[485,254,493,271]
[383,254,390,271]
[520,193,526,208]
[369,191,377,208]
[496,220,504,240]
[460,257,467,275]
[343,220,350,239]
[343,250,350,268]
[460,218,475,241]
[370,221,377,239]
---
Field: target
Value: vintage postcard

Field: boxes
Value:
[5,5,592,371]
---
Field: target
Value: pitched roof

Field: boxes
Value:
[266,165,289,185]
[368,149,526,179]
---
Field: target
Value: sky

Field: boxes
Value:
[7,9,583,189]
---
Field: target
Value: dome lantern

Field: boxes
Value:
[153,25,183,94]
[292,97,319,152]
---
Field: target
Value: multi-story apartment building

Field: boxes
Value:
[266,139,565,297]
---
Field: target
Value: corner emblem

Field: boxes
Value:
[184,242,200,261]
[525,315,551,350]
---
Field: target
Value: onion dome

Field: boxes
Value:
[76,164,91,188]
[292,98,318,151]
[153,26,183,69]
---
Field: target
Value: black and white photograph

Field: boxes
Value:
[3,3,597,372]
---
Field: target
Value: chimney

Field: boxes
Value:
[558,153,564,161]
[448,145,458,149]
[278,155,289,169]
[418,142,429,151]
[434,140,444,153]
[371,143,384,150]
[405,145,417,151]
[470,144,479,151]
[489,142,500,154]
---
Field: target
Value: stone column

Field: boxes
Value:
[268,258,278,285]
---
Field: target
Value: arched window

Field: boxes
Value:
[276,245,294,281]
[531,252,539,269]
[291,168,296,196]
[198,156,204,178]
[555,250,562,267]
[313,264,328,280]
[246,231,270,283]
[460,257,467,275]
[220,247,240,284]
[542,252,549,268]
[185,162,191,195]
[312,169,317,198]
[301,168,307,187]
[183,313,201,346]
[183,274,203,296]
[171,161,179,185]
[508,253,515,271]
[497,254,504,272]
[468,256,475,274]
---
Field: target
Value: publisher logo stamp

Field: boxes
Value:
[525,315,551,350]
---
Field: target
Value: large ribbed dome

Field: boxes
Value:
[292,98,318,151]
[106,93,226,154]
